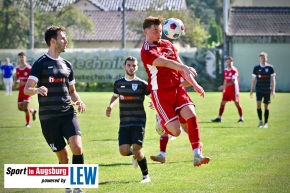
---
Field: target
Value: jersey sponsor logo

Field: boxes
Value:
[4,164,99,188]
[49,76,65,83]
[132,84,138,91]
[119,95,135,100]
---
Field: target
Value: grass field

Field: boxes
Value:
[0,91,289,193]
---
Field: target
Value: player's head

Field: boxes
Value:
[45,26,68,52]
[225,56,233,68]
[4,57,10,64]
[259,52,267,64]
[124,56,138,77]
[143,16,165,45]
[18,52,27,64]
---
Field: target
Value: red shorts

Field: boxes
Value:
[152,85,193,125]
[222,91,239,102]
[18,86,32,103]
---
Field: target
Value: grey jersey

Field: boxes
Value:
[29,54,75,121]
[113,77,150,128]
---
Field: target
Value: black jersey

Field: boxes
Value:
[252,64,275,94]
[29,54,75,121]
[113,77,150,128]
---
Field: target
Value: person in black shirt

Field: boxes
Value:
[250,52,276,128]
[24,26,86,193]
[106,56,152,183]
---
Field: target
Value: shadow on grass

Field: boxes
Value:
[91,139,116,142]
[0,125,26,129]
[99,163,131,167]
[99,180,130,185]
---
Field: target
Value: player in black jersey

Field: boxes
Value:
[24,26,86,193]
[250,52,276,128]
[106,56,152,183]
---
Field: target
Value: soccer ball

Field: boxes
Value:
[163,18,185,39]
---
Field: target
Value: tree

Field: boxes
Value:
[0,0,30,49]
[0,0,93,49]
[187,0,225,48]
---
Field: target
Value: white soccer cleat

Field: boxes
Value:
[150,154,166,163]
[73,188,85,193]
[263,123,268,128]
[258,120,263,128]
[194,154,210,167]
[155,114,165,135]
[132,155,138,168]
[140,176,151,183]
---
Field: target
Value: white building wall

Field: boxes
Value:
[231,43,290,92]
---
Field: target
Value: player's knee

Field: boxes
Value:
[71,146,83,155]
[59,157,70,164]
[119,147,130,156]
[171,129,181,137]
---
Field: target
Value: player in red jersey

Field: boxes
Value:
[211,56,243,123]
[140,16,210,167]
[15,52,37,127]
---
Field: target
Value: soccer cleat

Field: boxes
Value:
[237,119,244,123]
[65,188,72,193]
[211,118,221,122]
[73,188,85,193]
[169,135,177,140]
[263,123,268,128]
[194,154,210,167]
[32,110,37,121]
[150,154,166,163]
[25,123,31,128]
[155,114,165,135]
[140,176,151,183]
[258,120,263,128]
[132,155,138,168]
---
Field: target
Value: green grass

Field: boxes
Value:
[0,91,290,193]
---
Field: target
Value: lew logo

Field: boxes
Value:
[4,164,99,188]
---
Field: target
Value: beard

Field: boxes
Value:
[126,70,135,77]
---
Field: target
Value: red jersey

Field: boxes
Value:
[16,64,31,89]
[140,39,181,90]
[224,67,239,95]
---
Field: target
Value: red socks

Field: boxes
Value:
[186,116,201,149]
[160,133,169,152]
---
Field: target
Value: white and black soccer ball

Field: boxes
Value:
[163,18,185,39]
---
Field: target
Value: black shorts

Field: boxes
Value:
[40,113,81,152]
[118,126,145,147]
[256,92,271,104]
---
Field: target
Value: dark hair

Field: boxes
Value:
[225,56,233,61]
[44,26,66,46]
[143,16,165,30]
[18,52,26,57]
[124,56,137,66]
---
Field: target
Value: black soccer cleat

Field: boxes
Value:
[211,118,221,122]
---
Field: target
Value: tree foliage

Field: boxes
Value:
[0,0,30,49]
[187,0,225,47]
[0,0,93,49]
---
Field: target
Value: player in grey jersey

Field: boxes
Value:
[24,26,86,193]
[106,56,153,183]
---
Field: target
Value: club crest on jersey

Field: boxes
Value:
[265,68,269,72]
[132,84,138,91]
